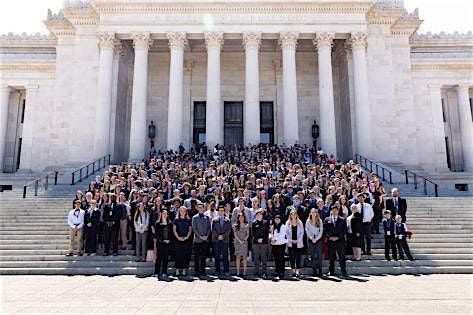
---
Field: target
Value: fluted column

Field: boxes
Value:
[0,86,11,172]
[429,84,448,170]
[94,33,116,159]
[166,32,187,151]
[456,84,473,171]
[314,33,337,156]
[204,32,224,148]
[243,32,261,145]
[279,32,299,145]
[350,33,371,156]
[129,33,152,161]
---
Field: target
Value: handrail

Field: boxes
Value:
[404,169,439,197]
[23,171,58,198]
[354,154,393,184]
[71,154,111,185]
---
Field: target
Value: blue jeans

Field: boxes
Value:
[213,241,229,274]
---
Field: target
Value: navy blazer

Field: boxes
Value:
[382,218,396,237]
[324,216,346,241]
[211,217,232,243]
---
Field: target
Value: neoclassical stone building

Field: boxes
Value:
[0,0,472,174]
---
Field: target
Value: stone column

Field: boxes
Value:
[350,33,371,157]
[94,33,116,159]
[456,84,473,171]
[204,32,224,148]
[314,33,337,155]
[166,32,187,151]
[429,84,448,170]
[0,86,10,172]
[279,32,299,145]
[19,85,38,171]
[243,32,261,145]
[129,33,151,161]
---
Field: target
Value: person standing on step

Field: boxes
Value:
[386,188,408,223]
[305,208,324,277]
[382,210,398,261]
[118,192,130,250]
[394,215,415,261]
[192,203,212,278]
[252,209,270,278]
[347,204,362,261]
[154,209,173,281]
[67,200,85,256]
[134,202,149,262]
[358,193,374,256]
[233,212,250,277]
[324,206,347,277]
[286,209,304,278]
[103,193,120,256]
[211,206,232,278]
[173,206,192,279]
[270,215,287,280]
[84,199,101,256]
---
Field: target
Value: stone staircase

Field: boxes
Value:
[0,188,472,275]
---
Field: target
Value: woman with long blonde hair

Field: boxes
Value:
[305,208,324,277]
[285,209,304,278]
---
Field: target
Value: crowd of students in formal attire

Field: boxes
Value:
[67,144,415,280]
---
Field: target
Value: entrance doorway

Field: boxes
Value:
[260,101,274,144]
[224,101,243,147]
[192,101,206,145]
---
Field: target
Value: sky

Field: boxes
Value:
[0,0,471,35]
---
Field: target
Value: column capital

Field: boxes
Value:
[97,32,116,50]
[428,84,443,90]
[113,41,126,58]
[456,84,471,93]
[132,33,152,50]
[350,32,367,50]
[243,32,261,50]
[0,86,12,92]
[313,33,334,50]
[204,32,224,50]
[167,32,187,50]
[279,32,299,50]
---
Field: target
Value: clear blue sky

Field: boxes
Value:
[0,0,471,35]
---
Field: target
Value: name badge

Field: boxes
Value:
[386,231,391,236]
[109,211,113,216]
[398,235,403,239]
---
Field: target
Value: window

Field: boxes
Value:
[441,98,446,123]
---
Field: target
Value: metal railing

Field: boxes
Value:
[23,171,58,198]
[354,154,393,184]
[71,154,111,185]
[404,170,439,197]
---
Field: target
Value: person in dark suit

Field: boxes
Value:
[394,215,415,261]
[212,206,232,278]
[84,200,101,255]
[385,188,408,222]
[102,193,121,256]
[382,210,398,261]
[324,206,347,277]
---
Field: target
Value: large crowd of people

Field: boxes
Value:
[67,144,415,280]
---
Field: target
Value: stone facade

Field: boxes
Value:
[0,0,472,173]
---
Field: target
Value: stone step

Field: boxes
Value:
[1,265,472,275]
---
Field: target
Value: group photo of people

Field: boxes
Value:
[67,143,415,281]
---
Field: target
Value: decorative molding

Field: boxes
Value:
[114,41,125,58]
[411,31,473,41]
[349,32,367,50]
[313,33,334,50]
[184,60,194,72]
[98,32,116,50]
[131,33,152,50]
[0,63,56,73]
[166,32,187,50]
[279,32,299,50]
[242,32,261,50]
[456,84,472,92]
[204,32,224,50]
[411,64,473,72]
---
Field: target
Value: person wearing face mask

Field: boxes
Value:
[84,200,101,256]
[324,206,347,277]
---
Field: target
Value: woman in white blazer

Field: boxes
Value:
[285,209,304,278]
[270,215,287,280]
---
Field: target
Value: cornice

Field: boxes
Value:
[62,6,99,26]
[0,62,56,73]
[411,59,473,72]
[411,31,473,47]
[0,33,57,48]
[90,1,375,15]
[44,10,76,37]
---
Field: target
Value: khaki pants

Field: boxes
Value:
[68,227,83,254]
[119,219,128,248]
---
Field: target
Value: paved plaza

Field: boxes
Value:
[1,274,472,314]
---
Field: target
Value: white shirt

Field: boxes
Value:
[68,208,85,229]
[270,224,288,245]
[357,203,374,223]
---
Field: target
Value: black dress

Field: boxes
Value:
[350,212,363,248]
[173,218,192,269]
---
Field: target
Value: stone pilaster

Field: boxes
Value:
[456,84,473,171]
[0,86,11,172]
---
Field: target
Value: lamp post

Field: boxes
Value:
[148,120,156,149]
[311,120,320,149]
